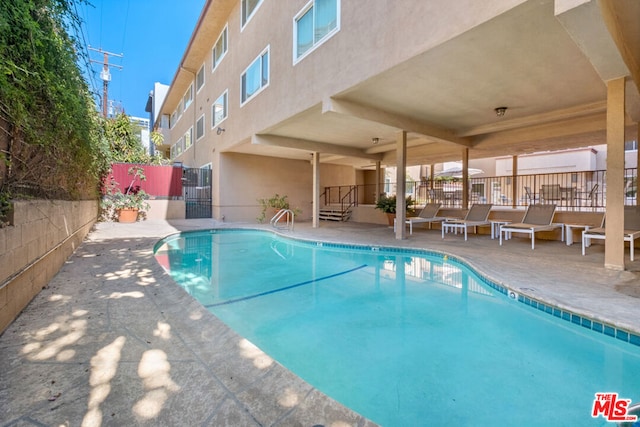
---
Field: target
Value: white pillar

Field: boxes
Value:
[375,161,381,203]
[395,131,407,240]
[312,152,320,228]
[462,148,469,208]
[604,77,625,270]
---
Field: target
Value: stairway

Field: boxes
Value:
[319,208,352,221]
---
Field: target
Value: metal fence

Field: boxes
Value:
[324,168,638,211]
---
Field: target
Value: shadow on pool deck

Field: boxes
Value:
[0,218,638,426]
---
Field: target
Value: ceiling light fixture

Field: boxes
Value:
[372,137,379,145]
[494,107,507,117]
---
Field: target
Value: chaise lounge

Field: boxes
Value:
[394,202,445,235]
[582,206,640,261]
[499,204,562,249]
[441,203,493,241]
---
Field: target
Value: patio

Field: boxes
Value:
[0,219,639,426]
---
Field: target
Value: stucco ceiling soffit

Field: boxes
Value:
[472,113,607,148]
[322,97,472,148]
[555,0,630,83]
[458,101,607,137]
[599,0,640,93]
[252,134,383,161]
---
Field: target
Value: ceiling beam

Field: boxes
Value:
[322,97,473,148]
[252,134,383,161]
[458,101,608,137]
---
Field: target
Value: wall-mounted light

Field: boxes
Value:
[216,127,225,135]
[372,137,379,145]
[494,107,507,117]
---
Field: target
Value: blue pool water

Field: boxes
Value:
[154,229,640,426]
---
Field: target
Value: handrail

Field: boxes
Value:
[270,208,295,231]
[340,185,357,215]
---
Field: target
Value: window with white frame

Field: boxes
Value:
[196,114,205,140]
[295,0,339,60]
[241,47,269,104]
[212,25,228,71]
[171,137,184,158]
[183,84,193,110]
[196,64,205,91]
[170,111,177,129]
[184,127,193,149]
[212,90,228,127]
[241,0,262,28]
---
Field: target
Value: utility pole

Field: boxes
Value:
[88,47,123,117]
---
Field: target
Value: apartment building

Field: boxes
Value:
[158,0,639,227]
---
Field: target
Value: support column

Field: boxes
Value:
[637,125,640,207]
[395,131,407,240]
[604,77,625,270]
[375,161,381,203]
[312,152,320,228]
[462,148,469,208]
[512,156,518,208]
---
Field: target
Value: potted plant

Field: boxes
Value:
[375,194,414,226]
[101,167,150,223]
[257,193,301,223]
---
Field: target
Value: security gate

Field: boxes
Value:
[183,167,212,219]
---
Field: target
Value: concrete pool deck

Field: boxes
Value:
[1,218,639,426]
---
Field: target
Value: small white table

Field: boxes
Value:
[490,220,511,240]
[564,224,590,246]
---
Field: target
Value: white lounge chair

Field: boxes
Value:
[394,203,444,235]
[582,207,640,261]
[441,204,493,241]
[499,204,561,249]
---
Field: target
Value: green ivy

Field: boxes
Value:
[0,0,111,201]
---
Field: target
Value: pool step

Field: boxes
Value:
[319,208,352,221]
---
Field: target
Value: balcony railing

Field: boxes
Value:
[323,168,638,211]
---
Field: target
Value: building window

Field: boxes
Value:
[241,47,269,104]
[625,140,638,151]
[184,127,193,149]
[183,84,193,110]
[212,91,228,127]
[171,137,184,158]
[170,111,177,129]
[241,0,262,28]
[196,115,205,140]
[212,25,228,71]
[196,64,205,92]
[294,0,339,61]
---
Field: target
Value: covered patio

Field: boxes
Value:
[244,0,640,270]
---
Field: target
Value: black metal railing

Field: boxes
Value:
[323,168,638,211]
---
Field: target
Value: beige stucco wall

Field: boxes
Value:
[0,200,98,333]
[146,199,186,220]
[217,153,313,222]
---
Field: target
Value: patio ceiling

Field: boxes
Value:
[245,0,640,169]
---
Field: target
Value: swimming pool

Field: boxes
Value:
[154,229,640,426]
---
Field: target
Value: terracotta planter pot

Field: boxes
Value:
[386,213,396,226]
[117,208,139,223]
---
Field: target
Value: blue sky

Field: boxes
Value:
[77,0,205,119]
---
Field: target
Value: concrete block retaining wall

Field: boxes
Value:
[0,200,98,333]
